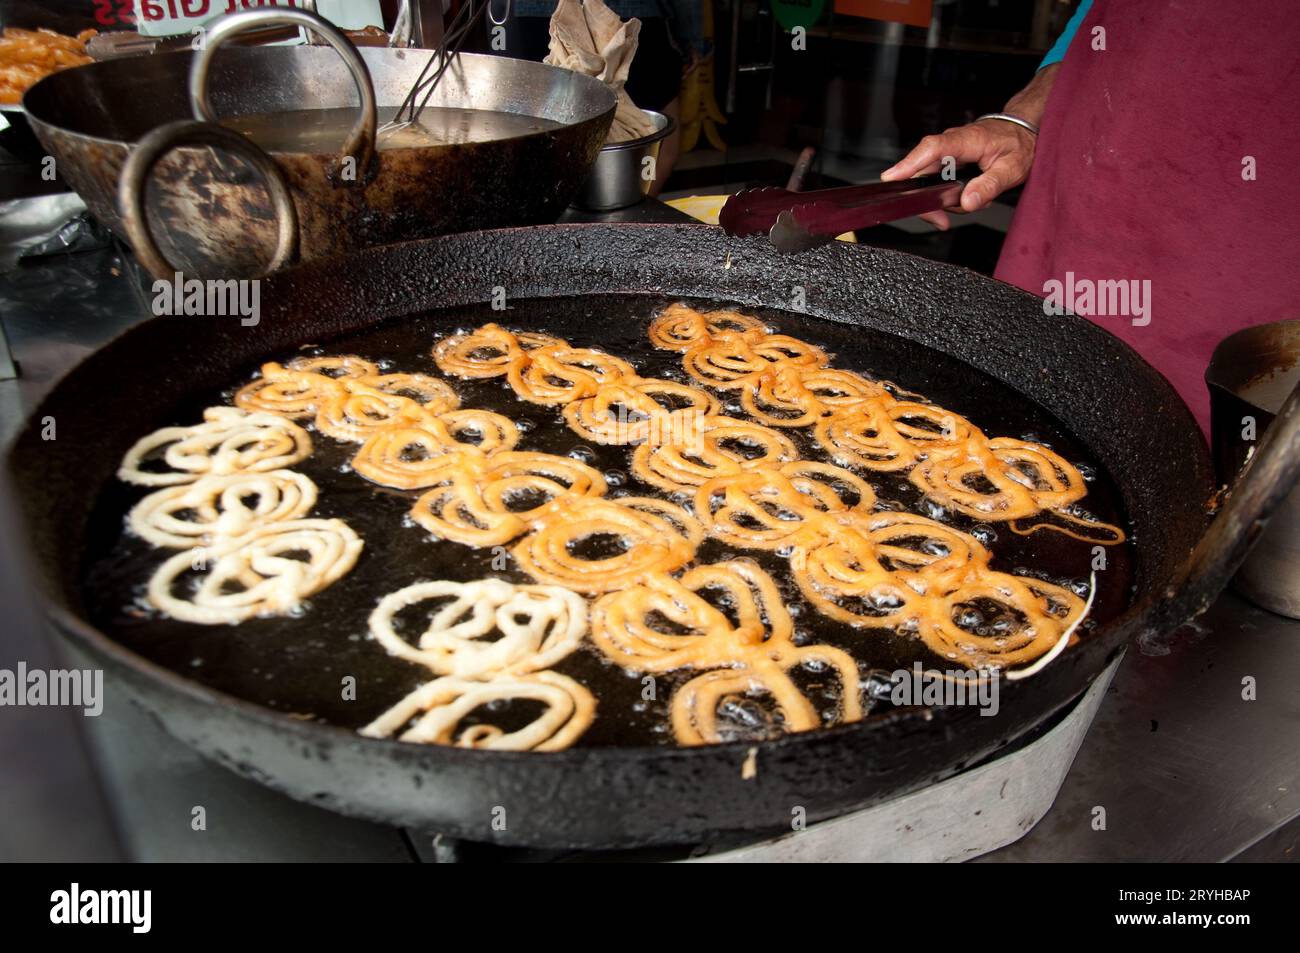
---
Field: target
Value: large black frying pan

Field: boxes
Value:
[9,224,1300,849]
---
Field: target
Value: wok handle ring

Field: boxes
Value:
[190,7,377,179]
[118,120,300,281]
[1144,377,1300,635]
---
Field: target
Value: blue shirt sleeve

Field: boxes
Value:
[1039,0,1093,70]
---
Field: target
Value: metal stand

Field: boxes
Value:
[694,657,1120,862]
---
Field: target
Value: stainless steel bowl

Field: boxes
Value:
[571,110,674,212]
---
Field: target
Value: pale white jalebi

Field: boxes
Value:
[367,579,586,679]
[361,576,595,750]
[128,470,317,548]
[119,407,312,486]
[360,671,595,751]
[146,518,363,624]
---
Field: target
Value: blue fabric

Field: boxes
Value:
[1039,0,1093,70]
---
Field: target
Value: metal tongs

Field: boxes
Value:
[719,173,965,253]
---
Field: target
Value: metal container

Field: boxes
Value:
[571,110,673,212]
[1207,319,1300,618]
[22,9,615,279]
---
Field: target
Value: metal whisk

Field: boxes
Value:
[380,0,514,138]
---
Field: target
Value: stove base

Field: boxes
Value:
[403,657,1120,863]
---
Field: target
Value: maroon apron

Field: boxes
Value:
[995,0,1300,434]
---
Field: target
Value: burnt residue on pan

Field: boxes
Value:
[80,295,1134,748]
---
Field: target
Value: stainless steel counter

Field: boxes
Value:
[1,193,1296,862]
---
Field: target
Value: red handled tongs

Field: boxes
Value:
[718,173,964,253]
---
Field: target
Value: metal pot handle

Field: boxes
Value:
[190,7,377,178]
[118,120,299,281]
[1140,378,1300,635]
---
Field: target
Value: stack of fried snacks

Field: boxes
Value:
[0,27,95,105]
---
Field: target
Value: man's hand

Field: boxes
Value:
[880,122,1036,229]
[879,63,1059,229]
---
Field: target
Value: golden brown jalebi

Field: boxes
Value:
[741,364,893,428]
[237,359,460,444]
[426,316,1107,672]
[506,344,637,406]
[350,425,466,490]
[850,510,994,593]
[590,561,861,744]
[351,373,459,414]
[682,331,828,390]
[435,409,520,455]
[670,644,861,746]
[350,411,519,490]
[119,407,313,486]
[128,470,317,549]
[313,373,458,443]
[146,518,363,625]
[789,510,978,628]
[235,362,343,419]
[410,451,608,547]
[0,27,95,105]
[512,495,702,594]
[629,414,798,492]
[694,461,875,551]
[647,302,767,351]
[432,323,561,378]
[908,436,1081,517]
[286,355,379,380]
[780,507,1087,668]
[908,436,1124,545]
[562,377,719,445]
[233,356,385,418]
[590,558,786,672]
[315,388,433,442]
[922,574,1085,668]
[814,401,979,472]
[651,302,1125,544]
